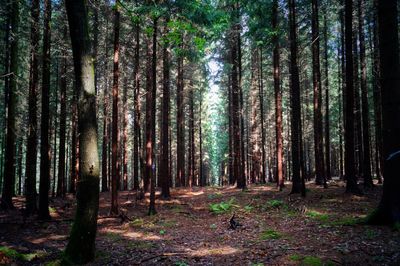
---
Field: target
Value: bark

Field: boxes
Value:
[368,0,400,225]
[358,0,373,187]
[176,41,185,187]
[311,0,326,187]
[272,0,283,190]
[64,0,100,262]
[258,48,266,184]
[25,0,39,213]
[122,78,128,190]
[38,0,51,220]
[110,6,120,215]
[344,0,361,194]
[57,26,67,197]
[188,82,195,187]
[148,17,157,216]
[288,0,305,196]
[323,11,331,180]
[160,19,170,198]
[133,21,140,191]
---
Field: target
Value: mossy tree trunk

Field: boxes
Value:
[64,0,100,263]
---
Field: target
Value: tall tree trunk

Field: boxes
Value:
[258,48,266,184]
[64,0,100,262]
[323,11,331,180]
[25,0,39,213]
[358,0,373,187]
[38,0,52,220]
[52,65,58,198]
[176,41,185,187]
[288,0,305,196]
[368,0,400,225]
[122,78,128,190]
[188,82,195,187]
[57,26,67,197]
[372,0,383,184]
[344,0,361,194]
[311,0,326,187]
[148,17,157,216]
[133,21,140,191]
[199,92,204,187]
[160,19,170,198]
[110,5,120,215]
[272,0,283,190]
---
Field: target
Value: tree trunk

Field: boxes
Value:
[311,0,326,187]
[272,0,283,190]
[110,5,120,215]
[258,48,266,184]
[57,25,67,197]
[368,0,400,225]
[344,0,361,194]
[133,21,140,191]
[122,78,128,190]
[148,17,157,216]
[288,0,305,196]
[176,41,185,187]
[25,0,39,213]
[160,18,170,198]
[64,0,100,262]
[38,0,52,220]
[323,11,331,181]
[358,0,373,188]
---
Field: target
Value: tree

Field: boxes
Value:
[0,0,19,210]
[344,0,361,194]
[25,0,40,213]
[311,0,326,187]
[63,0,100,263]
[176,39,185,188]
[368,0,400,225]
[272,0,283,190]
[323,10,331,181]
[110,3,120,215]
[357,0,373,188]
[288,0,305,196]
[160,18,171,198]
[57,24,68,198]
[38,0,52,220]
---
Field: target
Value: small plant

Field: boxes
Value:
[244,205,253,212]
[0,246,44,262]
[159,229,166,235]
[289,254,302,261]
[306,210,329,222]
[260,229,282,240]
[302,256,322,266]
[209,197,237,214]
[251,263,264,266]
[210,223,217,229]
[49,207,56,214]
[267,199,284,208]
[129,218,144,227]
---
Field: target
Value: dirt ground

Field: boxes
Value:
[0,180,399,265]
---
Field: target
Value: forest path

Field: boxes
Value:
[0,182,399,265]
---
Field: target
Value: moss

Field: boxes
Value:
[0,246,46,262]
[289,254,302,261]
[330,216,363,226]
[267,199,284,208]
[260,229,282,240]
[302,256,322,266]
[306,210,329,222]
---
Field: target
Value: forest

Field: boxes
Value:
[0,0,399,265]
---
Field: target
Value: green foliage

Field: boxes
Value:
[260,229,282,240]
[267,199,284,208]
[209,197,237,214]
[159,229,166,235]
[289,254,302,261]
[0,246,45,262]
[175,261,188,266]
[129,218,144,228]
[306,210,329,222]
[244,205,253,212]
[365,229,378,239]
[49,207,56,214]
[302,256,322,266]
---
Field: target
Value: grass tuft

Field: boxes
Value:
[260,229,282,240]
[302,256,322,266]
[306,210,329,222]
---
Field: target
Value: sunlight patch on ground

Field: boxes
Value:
[178,191,204,198]
[123,231,162,241]
[188,246,240,257]
[27,234,66,244]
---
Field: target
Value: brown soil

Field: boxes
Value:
[0,181,399,265]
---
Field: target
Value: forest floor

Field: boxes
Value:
[0,180,400,265]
